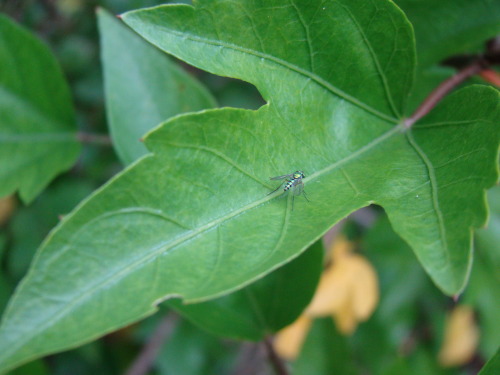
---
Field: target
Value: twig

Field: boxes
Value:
[263,336,289,375]
[404,59,487,128]
[123,312,178,375]
[76,132,113,146]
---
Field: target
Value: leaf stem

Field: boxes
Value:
[263,336,289,375]
[123,312,178,375]
[76,132,113,146]
[404,59,487,128]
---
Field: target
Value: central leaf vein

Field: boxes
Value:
[4,124,403,358]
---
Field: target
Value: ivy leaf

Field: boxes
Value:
[98,8,216,165]
[0,15,80,203]
[0,1,498,372]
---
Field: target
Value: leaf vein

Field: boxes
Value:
[157,27,398,123]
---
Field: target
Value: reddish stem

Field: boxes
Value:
[404,60,486,128]
[123,313,178,375]
[479,69,500,87]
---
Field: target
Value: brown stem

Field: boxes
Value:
[404,60,487,128]
[123,312,178,375]
[263,336,289,375]
[76,132,113,146]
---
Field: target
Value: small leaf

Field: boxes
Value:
[98,8,216,165]
[0,15,80,203]
[438,305,479,367]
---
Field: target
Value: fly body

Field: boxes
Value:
[268,170,309,210]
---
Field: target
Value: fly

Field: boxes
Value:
[268,170,309,210]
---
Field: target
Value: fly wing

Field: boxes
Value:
[270,174,292,181]
[293,180,304,195]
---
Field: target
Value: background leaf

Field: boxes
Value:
[293,318,356,375]
[154,317,237,375]
[98,8,216,165]
[0,1,498,372]
[0,15,81,203]
[479,348,500,375]
[395,0,500,68]
[463,185,500,358]
[169,241,323,341]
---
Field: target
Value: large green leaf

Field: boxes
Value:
[98,8,216,165]
[0,1,498,372]
[0,15,81,203]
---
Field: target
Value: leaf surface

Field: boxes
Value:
[0,15,81,203]
[0,1,498,372]
[98,9,216,165]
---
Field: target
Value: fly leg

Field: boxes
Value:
[268,182,284,196]
[302,190,310,202]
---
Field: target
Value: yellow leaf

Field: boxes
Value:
[306,236,379,335]
[274,315,312,360]
[438,305,479,367]
[0,195,16,226]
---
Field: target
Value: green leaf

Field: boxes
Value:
[155,317,237,375]
[464,186,500,358]
[120,0,499,293]
[479,348,500,375]
[98,8,216,165]
[396,0,500,68]
[293,318,355,375]
[8,177,95,281]
[169,241,323,341]
[0,1,498,372]
[0,15,81,203]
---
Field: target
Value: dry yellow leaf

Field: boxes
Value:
[0,195,16,226]
[274,315,312,360]
[438,305,479,367]
[306,236,379,335]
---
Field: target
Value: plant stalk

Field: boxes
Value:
[263,336,289,375]
[404,60,487,128]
